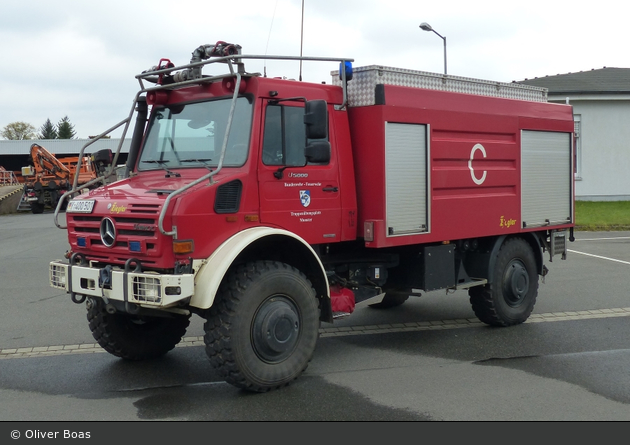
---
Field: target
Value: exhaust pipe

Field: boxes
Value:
[124,96,148,178]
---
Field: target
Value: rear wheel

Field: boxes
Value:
[204,261,320,392]
[30,202,44,214]
[469,237,538,326]
[87,298,190,360]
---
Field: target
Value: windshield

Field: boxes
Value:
[138,96,252,171]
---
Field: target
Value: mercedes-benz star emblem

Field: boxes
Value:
[100,217,116,247]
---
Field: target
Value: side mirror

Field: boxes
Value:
[91,149,114,176]
[92,148,113,166]
[304,100,328,140]
[305,140,331,164]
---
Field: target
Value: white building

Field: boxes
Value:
[518,68,630,201]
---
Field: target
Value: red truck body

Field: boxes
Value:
[50,43,575,392]
[352,84,574,247]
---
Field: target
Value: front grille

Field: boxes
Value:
[115,217,155,224]
[73,216,102,223]
[118,229,154,237]
[75,227,99,234]
[129,204,160,214]
[68,202,162,264]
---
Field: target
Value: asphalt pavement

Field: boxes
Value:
[3,211,630,422]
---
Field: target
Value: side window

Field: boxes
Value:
[262,103,328,166]
[262,105,283,165]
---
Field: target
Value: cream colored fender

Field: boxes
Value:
[189,226,329,309]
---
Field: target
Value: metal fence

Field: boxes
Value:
[0,169,20,186]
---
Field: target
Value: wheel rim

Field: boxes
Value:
[502,259,530,307]
[252,296,301,363]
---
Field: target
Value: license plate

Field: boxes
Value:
[67,199,95,213]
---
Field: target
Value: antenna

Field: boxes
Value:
[299,0,304,81]
[264,0,280,77]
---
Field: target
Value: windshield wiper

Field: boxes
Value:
[141,160,181,178]
[179,158,213,171]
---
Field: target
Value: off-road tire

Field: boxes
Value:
[204,261,320,392]
[469,237,538,326]
[30,202,45,214]
[368,292,410,309]
[87,298,190,360]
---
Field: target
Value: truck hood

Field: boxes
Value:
[82,169,220,204]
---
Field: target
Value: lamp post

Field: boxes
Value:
[419,22,447,75]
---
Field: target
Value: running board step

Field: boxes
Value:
[451,278,488,290]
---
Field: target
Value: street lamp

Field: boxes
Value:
[419,22,447,75]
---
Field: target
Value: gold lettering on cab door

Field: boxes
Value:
[500,215,516,228]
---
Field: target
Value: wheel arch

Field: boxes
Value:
[521,232,545,276]
[463,233,544,285]
[190,227,331,322]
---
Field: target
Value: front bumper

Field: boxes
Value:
[49,259,195,308]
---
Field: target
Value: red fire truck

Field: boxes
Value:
[49,41,575,392]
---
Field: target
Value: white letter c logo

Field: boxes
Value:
[469,143,487,185]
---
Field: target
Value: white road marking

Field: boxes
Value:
[3,307,630,359]
[576,236,630,241]
[568,249,630,266]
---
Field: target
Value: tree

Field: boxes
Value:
[1,121,37,140]
[39,118,58,139]
[57,116,76,139]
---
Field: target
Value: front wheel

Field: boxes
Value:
[469,237,538,326]
[87,298,190,360]
[204,261,320,392]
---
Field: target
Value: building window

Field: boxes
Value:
[574,115,581,180]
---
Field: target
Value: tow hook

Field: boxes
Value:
[69,252,89,304]
[123,258,142,315]
[86,297,117,314]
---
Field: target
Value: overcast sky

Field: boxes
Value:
[1,0,627,139]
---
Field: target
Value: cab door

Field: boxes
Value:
[258,102,342,245]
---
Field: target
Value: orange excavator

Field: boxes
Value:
[21,144,113,213]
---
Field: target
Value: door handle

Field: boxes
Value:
[323,186,339,192]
